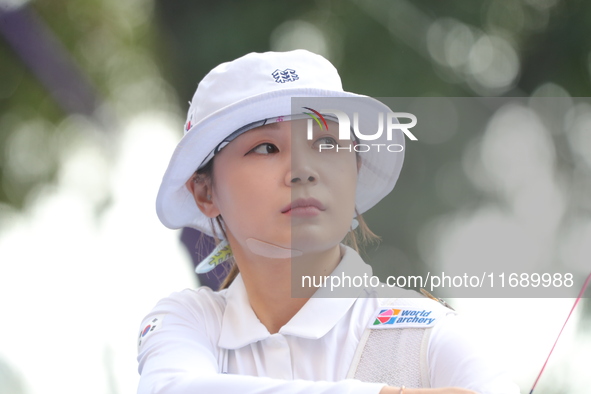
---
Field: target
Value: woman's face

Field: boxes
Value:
[208,119,359,255]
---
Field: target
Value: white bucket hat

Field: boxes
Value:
[156,49,405,237]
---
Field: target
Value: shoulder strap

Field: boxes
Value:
[347,297,442,388]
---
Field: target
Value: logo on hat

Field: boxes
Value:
[272,69,299,83]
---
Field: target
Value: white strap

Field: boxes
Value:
[346,327,371,379]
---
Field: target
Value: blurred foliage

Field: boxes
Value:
[153,0,591,97]
[1,0,590,269]
[0,0,165,210]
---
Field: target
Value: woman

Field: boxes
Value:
[137,50,519,394]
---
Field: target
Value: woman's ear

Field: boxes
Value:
[185,175,220,218]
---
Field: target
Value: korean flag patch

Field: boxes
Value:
[138,314,165,350]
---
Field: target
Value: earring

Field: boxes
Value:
[207,194,211,200]
[195,239,232,274]
[351,218,359,230]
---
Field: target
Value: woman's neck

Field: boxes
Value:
[231,240,342,334]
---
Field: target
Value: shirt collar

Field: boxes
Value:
[217,244,373,349]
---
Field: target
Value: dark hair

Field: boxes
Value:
[192,151,380,290]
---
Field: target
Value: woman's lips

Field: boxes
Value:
[281,198,326,217]
[284,206,322,217]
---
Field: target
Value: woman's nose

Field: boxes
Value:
[291,174,316,184]
[285,130,320,186]
[286,166,319,186]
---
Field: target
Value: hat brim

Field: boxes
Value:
[156,87,405,238]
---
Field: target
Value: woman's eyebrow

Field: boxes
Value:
[247,122,283,136]
[263,121,283,130]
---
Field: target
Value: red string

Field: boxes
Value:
[529,272,591,394]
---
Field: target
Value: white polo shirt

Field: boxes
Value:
[137,245,520,394]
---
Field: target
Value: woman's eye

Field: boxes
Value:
[313,136,338,148]
[251,143,279,155]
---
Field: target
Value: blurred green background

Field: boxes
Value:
[1,0,590,393]
[2,0,591,212]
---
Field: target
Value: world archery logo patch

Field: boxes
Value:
[272,68,298,83]
[370,307,440,329]
[137,314,166,350]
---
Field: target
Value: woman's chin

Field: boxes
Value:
[290,236,343,256]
